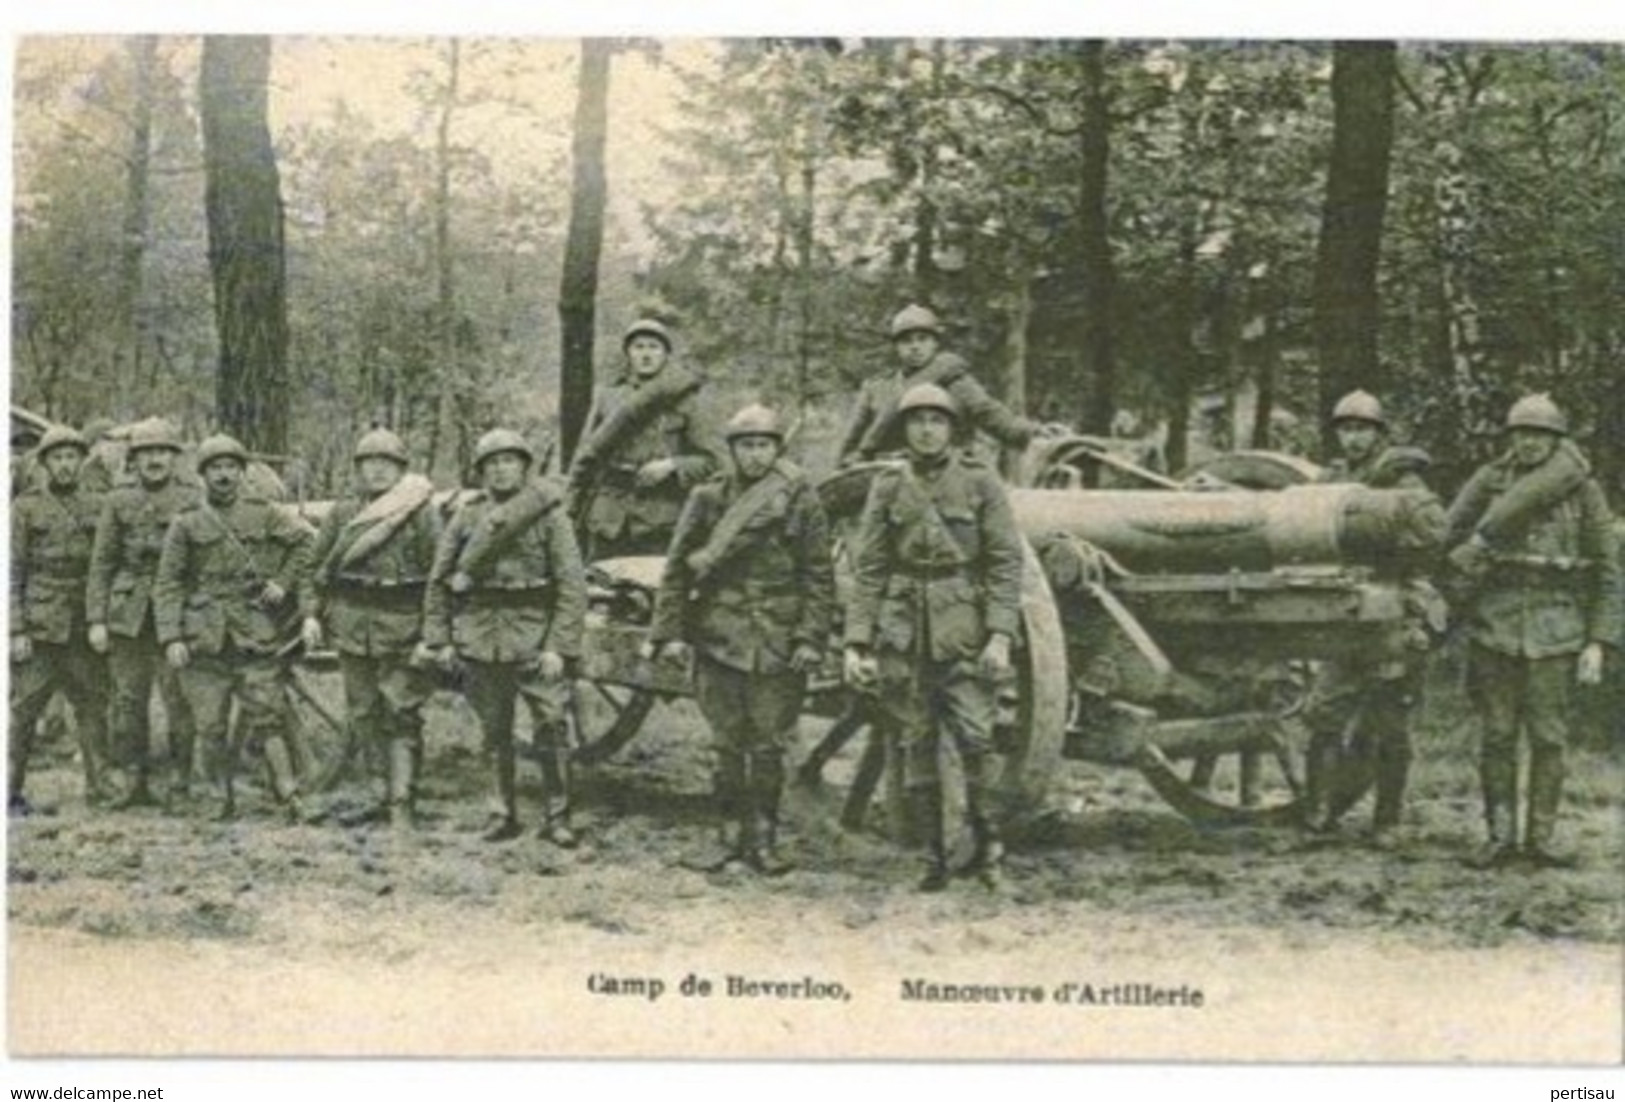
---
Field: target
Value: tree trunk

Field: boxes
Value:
[1313,41,1396,431]
[115,35,157,420]
[1075,39,1116,435]
[795,150,817,409]
[200,35,289,457]
[428,40,462,483]
[558,38,612,469]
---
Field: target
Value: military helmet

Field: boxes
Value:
[897,383,959,420]
[36,425,88,458]
[353,428,410,465]
[622,318,674,352]
[1331,389,1385,428]
[196,434,249,469]
[1505,393,1568,435]
[889,304,944,340]
[723,403,783,442]
[473,428,533,468]
[126,418,183,454]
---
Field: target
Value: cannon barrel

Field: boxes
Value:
[1007,484,1439,573]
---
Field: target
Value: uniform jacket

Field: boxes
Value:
[11,486,104,645]
[844,453,1024,663]
[153,494,314,656]
[649,462,836,673]
[836,352,1039,466]
[579,376,718,545]
[87,481,203,639]
[423,486,587,663]
[1446,450,1622,659]
[301,493,442,657]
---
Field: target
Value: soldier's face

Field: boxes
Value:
[202,458,244,499]
[894,331,939,370]
[480,451,528,494]
[1510,427,1560,468]
[730,435,780,481]
[357,456,405,496]
[904,409,953,457]
[41,447,84,489]
[1334,421,1381,464]
[131,447,175,487]
[626,336,669,379]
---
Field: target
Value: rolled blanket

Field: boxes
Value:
[324,473,437,581]
[453,480,565,587]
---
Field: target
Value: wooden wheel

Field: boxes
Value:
[280,656,354,793]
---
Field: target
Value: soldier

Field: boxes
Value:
[1300,391,1447,846]
[567,319,719,560]
[300,429,440,829]
[153,434,314,822]
[646,403,836,874]
[425,429,587,844]
[843,384,1025,891]
[1445,394,1621,870]
[10,426,112,812]
[836,304,1060,468]
[86,418,201,809]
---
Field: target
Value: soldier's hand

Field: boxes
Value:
[1447,534,1490,579]
[1578,642,1605,686]
[409,641,439,669]
[789,643,823,674]
[300,617,324,653]
[165,641,190,669]
[1038,421,1072,438]
[635,458,677,488]
[88,623,110,654]
[843,646,877,690]
[258,581,287,608]
[10,635,32,665]
[537,650,566,682]
[979,633,1013,681]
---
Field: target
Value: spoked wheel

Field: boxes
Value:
[570,680,658,766]
[280,657,355,794]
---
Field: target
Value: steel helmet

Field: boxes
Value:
[354,428,410,465]
[35,425,89,458]
[622,318,674,352]
[473,428,534,468]
[897,383,959,420]
[889,304,944,341]
[723,403,784,442]
[196,434,249,469]
[126,418,183,454]
[1505,393,1568,434]
[1331,389,1386,428]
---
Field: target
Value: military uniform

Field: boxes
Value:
[1302,445,1446,837]
[302,479,441,823]
[425,480,587,838]
[88,479,202,801]
[1446,426,1621,866]
[153,490,314,817]
[10,478,110,808]
[836,353,1042,467]
[650,445,836,869]
[575,376,718,559]
[845,445,1024,886]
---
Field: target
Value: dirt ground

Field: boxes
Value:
[7,680,1623,1063]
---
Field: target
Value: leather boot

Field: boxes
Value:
[685,757,746,870]
[388,737,417,830]
[1301,730,1341,834]
[748,753,793,877]
[1524,744,1577,868]
[1368,731,1411,846]
[207,734,237,822]
[1468,752,1519,870]
[166,725,196,812]
[483,736,521,842]
[911,786,949,892]
[263,734,309,824]
[958,756,1004,888]
[535,724,578,847]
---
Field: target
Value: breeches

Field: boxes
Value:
[693,654,804,761]
[873,653,996,789]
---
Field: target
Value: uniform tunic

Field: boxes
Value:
[836,352,1040,467]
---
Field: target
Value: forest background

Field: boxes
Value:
[10,35,1625,502]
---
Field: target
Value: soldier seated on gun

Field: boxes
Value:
[843,384,1024,892]
[1445,394,1621,871]
[424,429,587,844]
[301,429,441,830]
[10,425,112,814]
[87,418,202,811]
[644,403,836,876]
[154,434,315,823]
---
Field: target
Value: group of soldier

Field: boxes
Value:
[10,302,1621,890]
